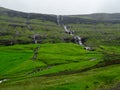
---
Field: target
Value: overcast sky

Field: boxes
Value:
[0,0,120,15]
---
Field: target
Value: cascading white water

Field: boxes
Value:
[56,16,91,50]
[64,25,69,32]
[63,25,74,36]
[77,36,83,45]
[57,15,70,34]
[33,33,38,44]
[64,24,83,45]
[26,14,38,44]
[57,15,60,25]
[57,15,83,46]
[74,36,83,46]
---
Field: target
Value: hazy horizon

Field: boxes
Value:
[0,0,120,15]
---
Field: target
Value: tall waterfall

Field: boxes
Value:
[64,25,69,32]
[56,15,84,46]
[75,36,83,45]
[26,13,37,44]
[57,15,60,25]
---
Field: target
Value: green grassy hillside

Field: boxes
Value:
[0,7,71,45]
[0,43,120,90]
[68,13,120,21]
[0,14,67,45]
[67,23,120,47]
[0,7,120,90]
[0,7,120,47]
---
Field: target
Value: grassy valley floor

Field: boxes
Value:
[0,43,120,90]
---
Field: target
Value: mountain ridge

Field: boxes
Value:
[0,6,120,46]
[1,7,120,22]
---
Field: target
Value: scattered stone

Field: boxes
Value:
[0,79,7,84]
[84,47,91,50]
[90,58,97,61]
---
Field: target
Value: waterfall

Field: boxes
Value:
[64,25,69,32]
[63,25,74,36]
[56,16,91,50]
[77,36,83,45]
[74,36,83,46]
[57,15,60,25]
[63,24,83,46]
[63,25,83,45]
[56,16,85,47]
[33,33,37,44]
[26,13,38,44]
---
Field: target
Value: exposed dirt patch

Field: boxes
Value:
[110,83,120,90]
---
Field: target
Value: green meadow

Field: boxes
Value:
[0,43,120,90]
[0,7,120,90]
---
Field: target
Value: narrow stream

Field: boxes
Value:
[56,15,83,45]
[57,15,60,25]
[33,33,37,44]
[74,36,83,45]
[64,25,70,33]
[63,24,83,45]
[27,13,38,44]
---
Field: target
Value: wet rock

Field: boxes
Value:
[0,79,7,84]
[90,58,97,61]
[84,47,91,50]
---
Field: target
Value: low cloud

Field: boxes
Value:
[0,0,120,15]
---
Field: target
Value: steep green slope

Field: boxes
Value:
[0,7,71,45]
[66,23,120,47]
[0,7,120,47]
